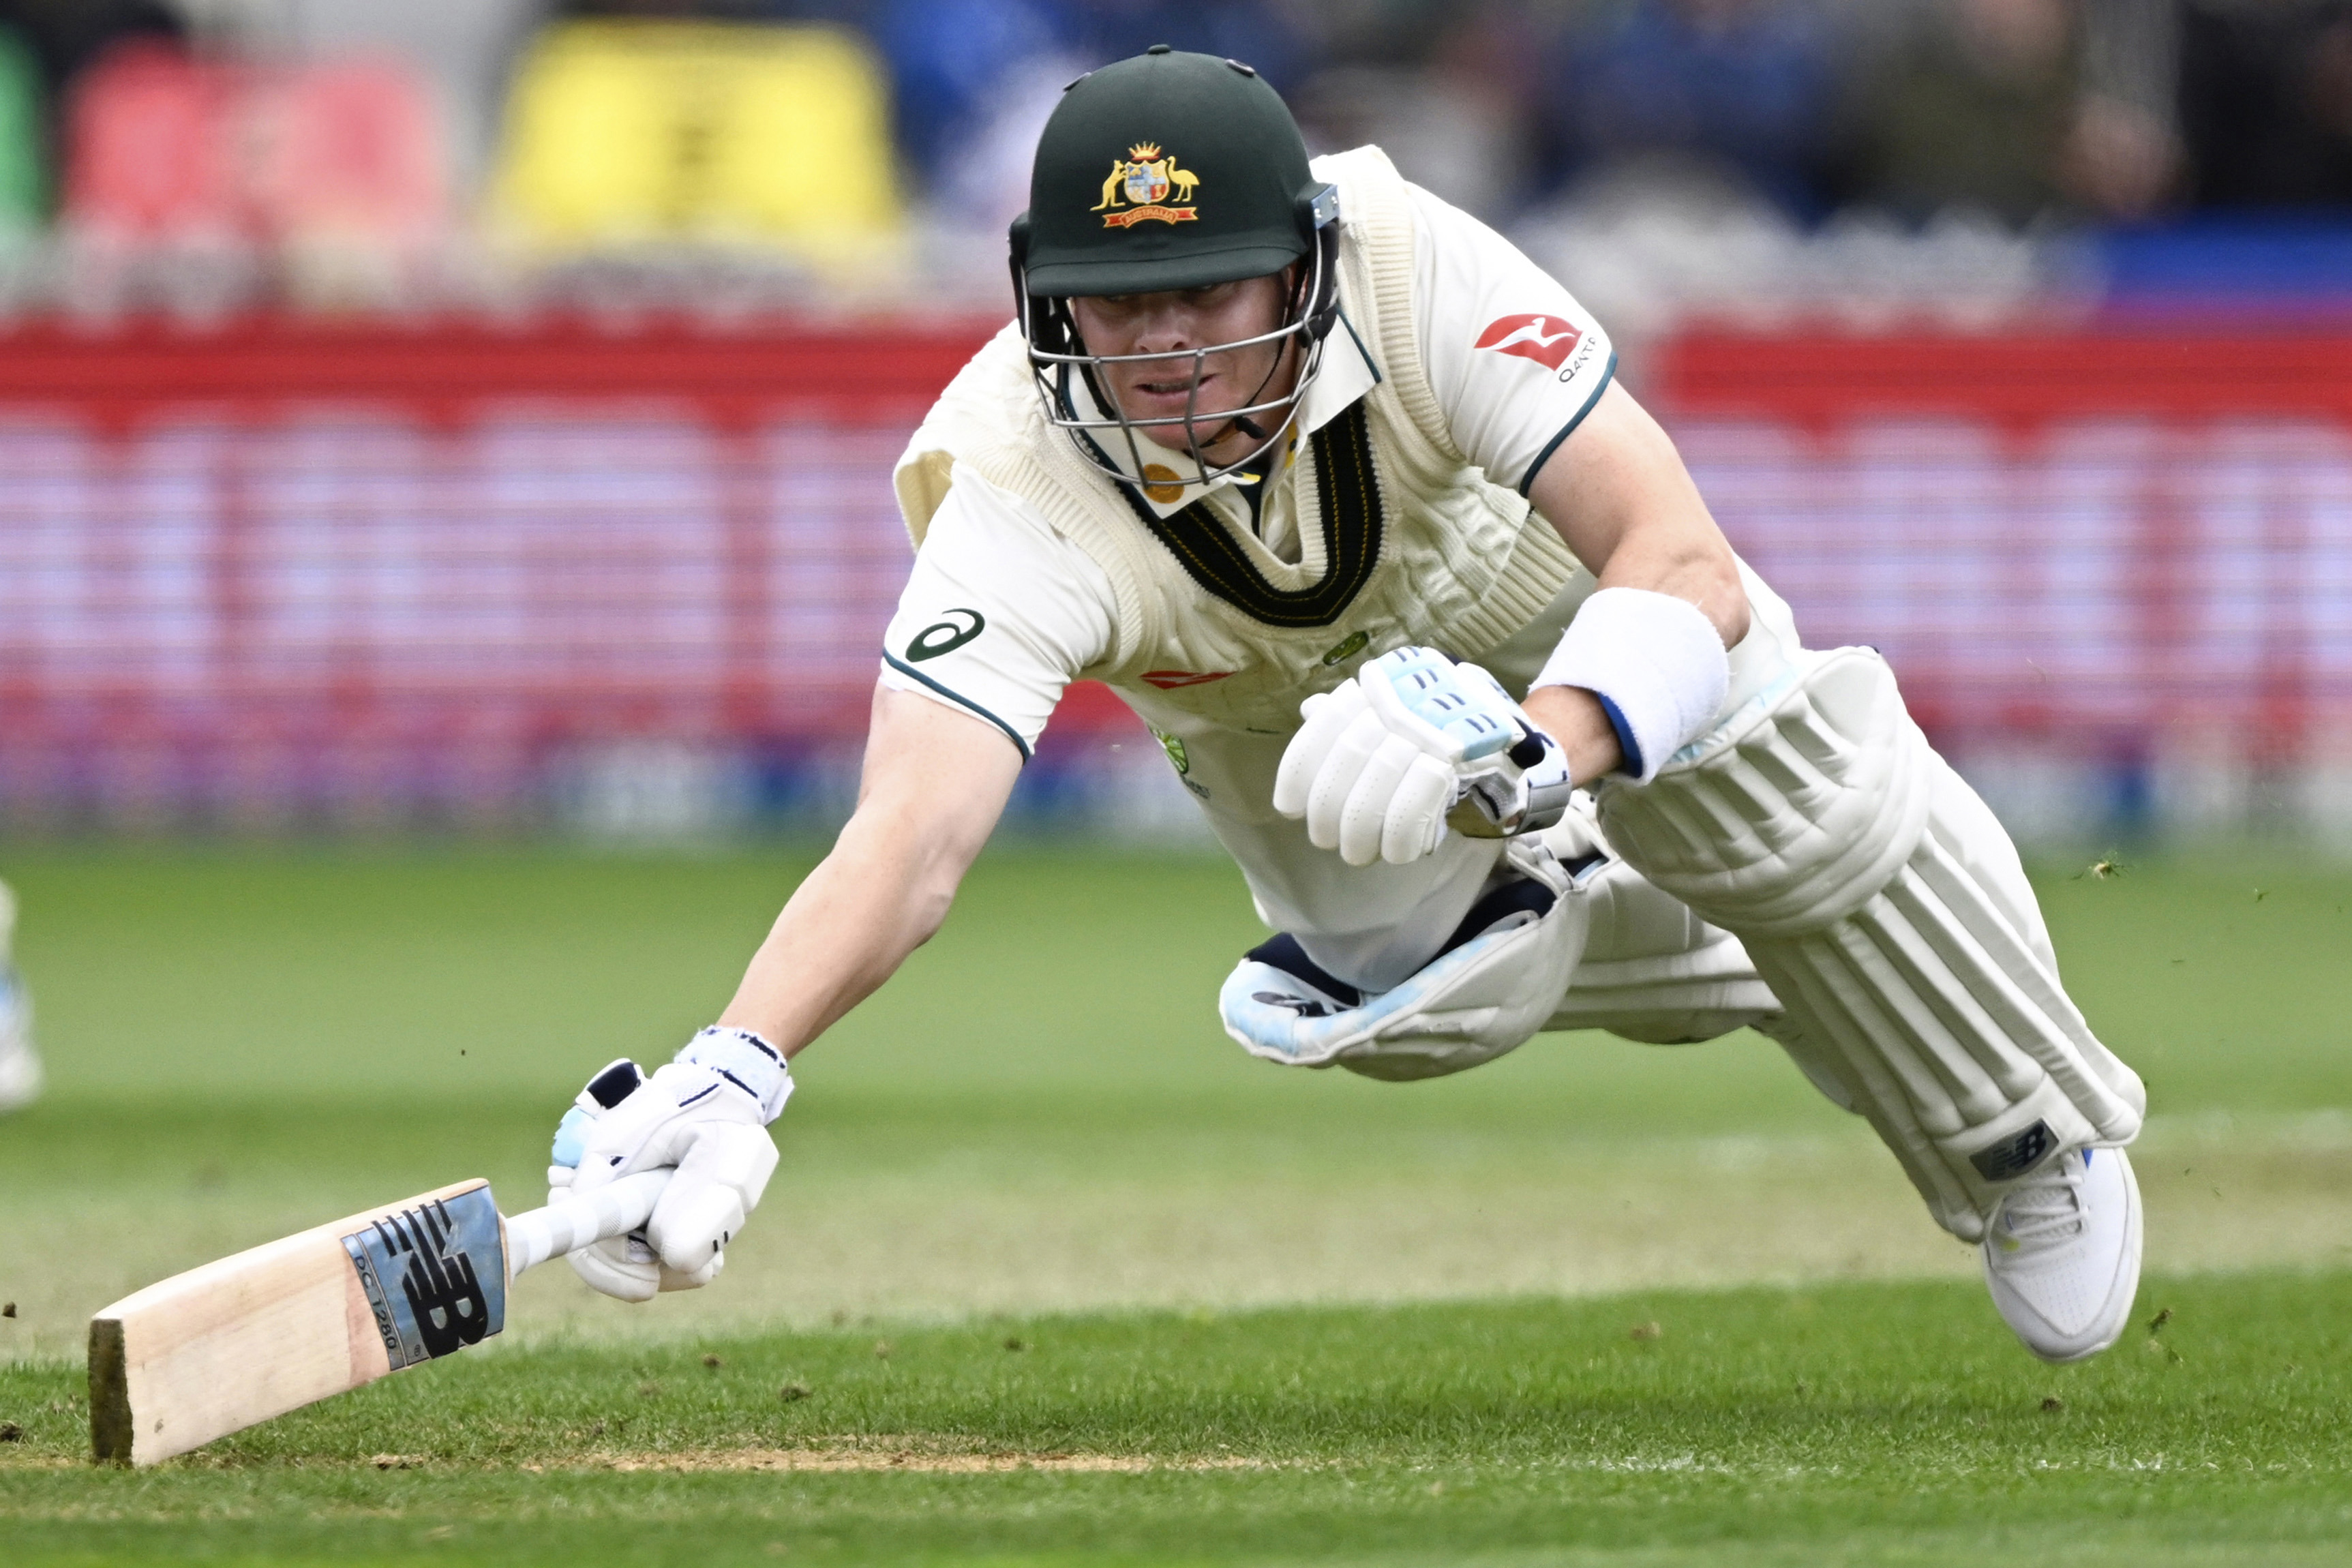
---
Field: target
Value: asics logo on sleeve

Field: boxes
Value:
[1474,314,1585,372]
[906,608,985,661]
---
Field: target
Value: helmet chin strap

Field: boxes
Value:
[1177,322,1297,471]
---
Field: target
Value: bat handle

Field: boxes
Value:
[504,1169,672,1278]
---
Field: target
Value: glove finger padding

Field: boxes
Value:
[1274,684,1366,820]
[1338,734,1421,866]
[1303,710,1389,851]
[566,1234,712,1298]
[569,1234,661,1303]
[647,1120,778,1277]
[1282,649,1551,864]
[552,1027,790,1298]
[659,1250,724,1293]
[1380,753,1458,866]
[571,1059,768,1190]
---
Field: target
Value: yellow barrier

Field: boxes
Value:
[494,21,900,252]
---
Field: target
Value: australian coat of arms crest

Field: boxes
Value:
[1093,142,1200,228]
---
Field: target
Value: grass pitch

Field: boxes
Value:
[4,1278,2349,1565]
[3,845,2351,1562]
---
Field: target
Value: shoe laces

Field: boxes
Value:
[1994,1152,2087,1250]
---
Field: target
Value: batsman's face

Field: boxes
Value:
[1068,269,1299,461]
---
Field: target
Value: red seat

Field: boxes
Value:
[248,58,447,244]
[61,41,248,241]
[64,42,447,247]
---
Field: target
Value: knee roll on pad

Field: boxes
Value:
[1599,648,2145,1241]
[1220,837,1590,1082]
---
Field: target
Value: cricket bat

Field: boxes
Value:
[87,1169,669,1466]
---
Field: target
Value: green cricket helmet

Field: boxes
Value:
[1009,46,1343,489]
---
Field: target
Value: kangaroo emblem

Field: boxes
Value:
[1090,142,1201,226]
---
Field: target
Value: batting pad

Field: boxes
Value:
[1221,837,1590,1082]
[1599,648,2145,1240]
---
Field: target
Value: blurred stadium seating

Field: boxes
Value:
[0,312,2347,847]
[0,316,993,830]
[0,5,2347,845]
[1659,329,2352,843]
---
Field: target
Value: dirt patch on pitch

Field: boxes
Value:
[562,1441,1263,1474]
[0,1453,84,1470]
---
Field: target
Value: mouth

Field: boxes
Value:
[1132,373,1211,401]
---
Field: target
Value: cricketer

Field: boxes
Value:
[547,48,2145,1363]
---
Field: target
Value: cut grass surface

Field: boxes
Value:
[5,1274,2350,1565]
[4,845,2351,1560]
[7,844,2352,1117]
[5,848,2352,1359]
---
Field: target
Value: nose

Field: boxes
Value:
[1128,306,1198,359]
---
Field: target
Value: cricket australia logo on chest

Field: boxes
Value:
[1094,142,1199,228]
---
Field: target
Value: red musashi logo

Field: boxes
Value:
[1141,670,1233,689]
[1475,314,1584,370]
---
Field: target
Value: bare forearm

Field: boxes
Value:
[1523,683,1623,787]
[1591,502,1748,650]
[715,806,959,1056]
[1529,382,1748,649]
[714,687,1022,1057]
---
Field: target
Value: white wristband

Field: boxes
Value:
[1531,588,1728,784]
[678,1025,794,1124]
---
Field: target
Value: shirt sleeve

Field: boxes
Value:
[877,466,1118,759]
[1410,183,1618,496]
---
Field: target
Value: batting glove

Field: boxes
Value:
[547,1027,789,1302]
[1273,647,1572,865]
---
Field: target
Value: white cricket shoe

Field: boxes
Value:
[0,883,39,1113]
[1981,1146,2141,1363]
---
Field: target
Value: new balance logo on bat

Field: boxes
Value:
[342,1187,507,1369]
[1475,314,1585,372]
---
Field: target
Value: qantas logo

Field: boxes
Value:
[1475,314,1585,371]
[1141,669,1233,689]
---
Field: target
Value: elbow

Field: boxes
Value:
[904,873,959,950]
[1706,554,1749,649]
[1658,530,1747,650]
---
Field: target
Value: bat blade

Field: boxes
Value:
[89,1179,509,1467]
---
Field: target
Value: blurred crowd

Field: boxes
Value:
[0,0,2347,320]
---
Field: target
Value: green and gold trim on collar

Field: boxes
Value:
[1111,400,1384,629]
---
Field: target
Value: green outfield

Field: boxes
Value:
[3,844,2351,1563]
